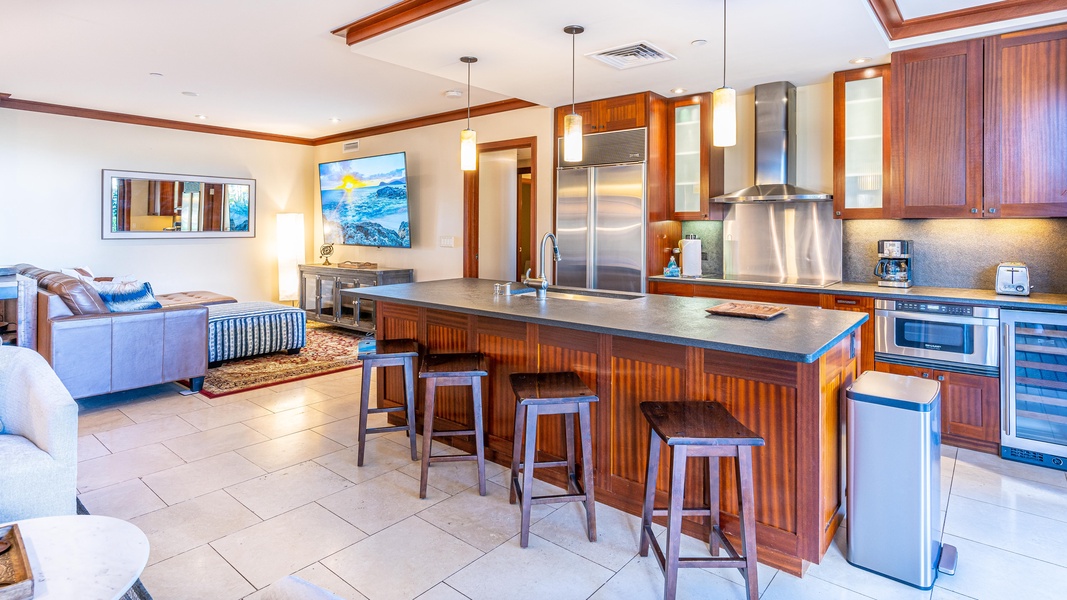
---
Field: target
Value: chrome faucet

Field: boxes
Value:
[523,232,561,300]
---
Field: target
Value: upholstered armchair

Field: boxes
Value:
[0,346,78,523]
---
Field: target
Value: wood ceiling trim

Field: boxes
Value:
[0,95,313,145]
[0,94,538,147]
[311,98,537,146]
[332,0,472,46]
[868,0,1067,40]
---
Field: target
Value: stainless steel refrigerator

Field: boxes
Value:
[555,129,647,293]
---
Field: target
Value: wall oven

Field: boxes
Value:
[874,299,999,377]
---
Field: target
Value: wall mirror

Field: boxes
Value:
[102,169,256,239]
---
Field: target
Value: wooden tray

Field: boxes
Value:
[0,524,33,600]
[705,302,788,320]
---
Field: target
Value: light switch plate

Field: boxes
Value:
[439,236,455,247]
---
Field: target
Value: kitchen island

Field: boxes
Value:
[345,278,866,575]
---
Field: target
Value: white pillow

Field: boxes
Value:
[87,279,143,294]
[59,267,95,282]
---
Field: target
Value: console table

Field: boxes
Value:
[2,515,150,600]
[298,264,413,333]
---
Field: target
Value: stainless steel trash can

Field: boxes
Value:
[846,370,955,590]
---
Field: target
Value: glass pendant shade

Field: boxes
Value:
[563,113,583,162]
[712,86,736,147]
[460,128,477,171]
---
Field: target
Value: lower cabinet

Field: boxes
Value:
[875,361,1000,453]
[820,295,875,375]
[299,265,414,332]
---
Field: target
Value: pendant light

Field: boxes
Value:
[460,56,478,171]
[712,0,736,147]
[563,25,585,163]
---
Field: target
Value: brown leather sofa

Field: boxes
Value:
[15,265,207,399]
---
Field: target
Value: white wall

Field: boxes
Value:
[0,109,314,301]
[312,106,554,282]
[477,149,518,281]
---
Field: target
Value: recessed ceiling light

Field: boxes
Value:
[671,87,687,95]
[849,57,873,65]
[330,117,341,124]
[194,114,207,120]
[444,89,463,99]
[691,39,707,47]
[149,72,164,77]
[182,91,199,97]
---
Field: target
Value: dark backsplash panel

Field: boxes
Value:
[684,218,1067,294]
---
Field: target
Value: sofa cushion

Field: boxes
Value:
[37,272,109,315]
[95,281,163,312]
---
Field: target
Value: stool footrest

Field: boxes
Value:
[431,429,476,438]
[650,507,716,518]
[428,454,478,464]
[643,525,749,572]
[364,425,410,435]
[367,406,406,415]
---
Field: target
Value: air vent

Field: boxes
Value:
[588,41,676,70]
[342,140,360,153]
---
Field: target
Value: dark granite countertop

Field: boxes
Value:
[344,278,866,364]
[648,275,1067,312]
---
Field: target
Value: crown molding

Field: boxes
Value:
[332,0,472,46]
[868,0,1067,40]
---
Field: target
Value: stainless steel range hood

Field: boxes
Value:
[714,81,832,202]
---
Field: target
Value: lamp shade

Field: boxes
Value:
[276,213,305,302]
[712,86,736,147]
[563,113,583,162]
[460,128,477,171]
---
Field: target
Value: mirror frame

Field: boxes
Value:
[101,169,257,239]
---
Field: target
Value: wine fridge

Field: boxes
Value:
[1000,310,1067,471]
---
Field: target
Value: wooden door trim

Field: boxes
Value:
[867,0,1067,40]
[463,136,538,278]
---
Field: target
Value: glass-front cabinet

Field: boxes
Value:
[668,93,723,220]
[298,265,414,333]
[833,65,890,219]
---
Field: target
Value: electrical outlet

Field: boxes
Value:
[701,251,708,260]
[439,236,455,248]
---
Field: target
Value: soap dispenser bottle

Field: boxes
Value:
[664,255,680,277]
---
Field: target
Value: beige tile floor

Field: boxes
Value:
[74,369,1067,600]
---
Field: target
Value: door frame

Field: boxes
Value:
[463,136,538,278]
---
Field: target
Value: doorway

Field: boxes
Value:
[463,137,537,280]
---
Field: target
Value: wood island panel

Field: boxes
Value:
[375,301,857,575]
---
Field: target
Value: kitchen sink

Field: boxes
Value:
[540,287,642,303]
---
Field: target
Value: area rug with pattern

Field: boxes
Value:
[183,322,364,398]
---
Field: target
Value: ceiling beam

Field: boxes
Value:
[868,0,1067,40]
[332,0,472,46]
[0,94,538,146]
[311,98,537,145]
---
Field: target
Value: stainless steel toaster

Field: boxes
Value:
[996,262,1031,296]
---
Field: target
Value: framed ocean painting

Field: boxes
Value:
[318,152,411,248]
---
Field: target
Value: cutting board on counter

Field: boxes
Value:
[705,302,788,320]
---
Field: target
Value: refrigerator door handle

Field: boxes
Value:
[588,168,598,289]
[1001,320,1011,437]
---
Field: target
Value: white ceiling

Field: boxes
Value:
[894,0,997,20]
[0,1,1063,139]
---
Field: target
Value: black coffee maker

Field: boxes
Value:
[874,240,913,288]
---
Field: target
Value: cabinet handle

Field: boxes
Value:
[988,208,997,214]
[970,208,978,213]
[922,372,930,378]
[836,299,858,305]
[835,211,842,216]
[937,375,945,381]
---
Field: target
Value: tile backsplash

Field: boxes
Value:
[683,218,1067,294]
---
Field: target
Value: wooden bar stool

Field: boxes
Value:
[638,401,765,600]
[356,339,419,466]
[418,352,489,499]
[509,372,598,548]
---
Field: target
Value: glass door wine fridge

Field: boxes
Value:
[1001,310,1067,471]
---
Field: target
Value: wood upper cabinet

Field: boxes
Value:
[668,93,724,220]
[833,65,891,219]
[554,93,648,136]
[890,39,985,218]
[875,361,1000,454]
[984,23,1067,218]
